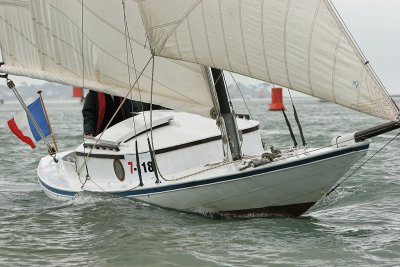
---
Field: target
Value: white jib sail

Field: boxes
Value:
[0,0,214,117]
[138,0,399,121]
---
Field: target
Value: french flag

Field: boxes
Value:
[7,98,51,149]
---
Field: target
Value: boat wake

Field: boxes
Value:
[308,185,366,216]
[68,191,120,205]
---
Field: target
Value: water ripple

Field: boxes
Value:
[0,100,399,266]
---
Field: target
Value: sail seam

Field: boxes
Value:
[150,0,201,55]
[0,18,83,79]
[283,0,292,89]
[89,1,203,75]
[326,0,398,119]
[218,0,233,71]
[79,2,145,47]
[173,31,182,59]
[201,1,216,68]
[148,20,182,30]
[33,4,108,76]
[307,0,322,97]
[260,0,271,82]
[29,4,46,70]
[356,64,365,105]
[47,3,142,75]
[238,0,252,77]
[31,20,58,68]
[0,46,24,67]
[331,32,342,103]
[52,2,205,103]
[0,1,29,8]
[187,16,199,64]
[0,16,35,56]
[365,77,387,119]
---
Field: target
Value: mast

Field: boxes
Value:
[209,68,242,161]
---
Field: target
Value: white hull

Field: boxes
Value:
[37,111,369,217]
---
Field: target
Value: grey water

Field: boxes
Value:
[0,97,399,266]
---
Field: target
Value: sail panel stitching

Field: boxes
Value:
[331,32,342,103]
[77,1,202,76]
[49,3,205,104]
[283,0,292,89]
[326,0,398,118]
[238,0,252,77]
[307,0,322,97]
[187,16,199,64]
[218,0,233,71]
[0,1,29,8]
[78,2,145,47]
[152,0,201,55]
[30,4,46,70]
[356,63,365,105]
[0,44,25,67]
[201,1,215,68]
[173,31,182,59]
[260,0,271,82]
[149,20,182,30]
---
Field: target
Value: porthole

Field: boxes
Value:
[113,159,125,181]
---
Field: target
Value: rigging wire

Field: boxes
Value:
[76,56,154,175]
[326,130,400,196]
[80,0,91,186]
[122,0,161,184]
[122,0,138,137]
[122,0,150,132]
[228,72,253,120]
[148,55,162,183]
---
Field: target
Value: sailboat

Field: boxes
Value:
[0,0,399,217]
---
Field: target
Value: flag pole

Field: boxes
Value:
[5,79,52,149]
[5,79,58,162]
[37,90,58,152]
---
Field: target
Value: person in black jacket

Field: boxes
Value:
[82,90,157,137]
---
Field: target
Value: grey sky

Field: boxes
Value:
[2,1,399,95]
[333,0,400,94]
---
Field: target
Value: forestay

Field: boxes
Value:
[138,0,399,121]
[0,0,214,117]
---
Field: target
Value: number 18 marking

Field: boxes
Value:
[127,161,154,174]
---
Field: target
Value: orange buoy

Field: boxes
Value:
[72,87,84,98]
[269,87,285,111]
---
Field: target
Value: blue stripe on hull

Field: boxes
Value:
[38,143,369,199]
[38,178,76,198]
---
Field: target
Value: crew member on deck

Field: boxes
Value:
[82,90,163,137]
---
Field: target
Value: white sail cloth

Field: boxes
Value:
[0,0,398,121]
[0,0,214,117]
[138,0,399,121]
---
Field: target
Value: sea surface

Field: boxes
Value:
[0,97,399,266]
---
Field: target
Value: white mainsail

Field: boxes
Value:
[0,0,398,121]
[0,0,214,117]
[138,0,399,121]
